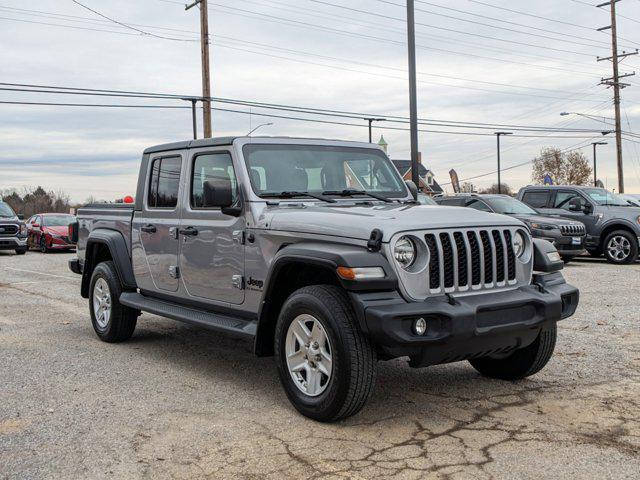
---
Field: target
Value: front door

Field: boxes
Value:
[133,154,183,293]
[179,149,245,304]
[547,190,598,235]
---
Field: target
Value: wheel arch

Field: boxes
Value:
[81,229,137,298]
[599,222,639,249]
[253,242,397,357]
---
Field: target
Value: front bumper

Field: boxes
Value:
[534,232,586,258]
[48,236,76,250]
[351,273,579,367]
[0,236,27,250]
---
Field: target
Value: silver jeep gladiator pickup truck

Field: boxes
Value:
[69,136,579,422]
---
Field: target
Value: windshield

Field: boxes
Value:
[583,188,629,206]
[43,215,74,227]
[0,202,16,218]
[484,196,538,215]
[243,144,407,199]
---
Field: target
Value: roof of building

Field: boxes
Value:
[391,160,443,194]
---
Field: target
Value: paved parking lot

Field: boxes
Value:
[1,251,639,479]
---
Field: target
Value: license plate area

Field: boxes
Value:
[572,237,582,245]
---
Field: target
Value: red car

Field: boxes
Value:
[27,213,77,252]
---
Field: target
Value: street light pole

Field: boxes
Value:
[365,118,386,143]
[592,141,608,186]
[494,132,512,194]
[406,0,420,191]
[246,122,273,136]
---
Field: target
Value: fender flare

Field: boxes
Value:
[81,229,137,297]
[254,242,397,356]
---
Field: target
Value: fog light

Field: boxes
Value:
[413,317,427,335]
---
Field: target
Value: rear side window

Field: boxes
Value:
[191,152,237,208]
[148,156,182,209]
[522,191,549,208]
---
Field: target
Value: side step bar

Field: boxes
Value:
[119,292,257,338]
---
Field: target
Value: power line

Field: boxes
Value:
[0,81,622,133]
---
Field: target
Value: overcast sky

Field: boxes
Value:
[1,0,639,201]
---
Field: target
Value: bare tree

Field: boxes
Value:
[531,147,592,186]
[480,183,513,195]
[1,186,73,217]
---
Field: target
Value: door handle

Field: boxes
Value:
[141,224,157,233]
[179,226,199,236]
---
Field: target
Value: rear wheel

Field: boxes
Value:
[603,230,638,264]
[39,236,48,253]
[89,261,138,342]
[469,324,557,380]
[275,285,377,422]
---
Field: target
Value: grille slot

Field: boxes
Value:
[422,228,518,295]
[425,234,440,290]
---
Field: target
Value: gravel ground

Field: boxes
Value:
[0,250,638,479]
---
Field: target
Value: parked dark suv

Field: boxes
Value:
[0,201,28,255]
[435,194,586,261]
[518,185,640,264]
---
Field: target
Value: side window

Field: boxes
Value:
[191,152,237,209]
[553,191,584,211]
[148,156,182,209]
[466,199,492,212]
[439,198,464,206]
[522,191,549,208]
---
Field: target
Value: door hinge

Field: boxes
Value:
[232,229,245,245]
[231,275,244,290]
[169,265,181,279]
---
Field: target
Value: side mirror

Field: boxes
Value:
[202,178,242,216]
[405,180,418,200]
[32,223,39,228]
[583,203,593,215]
[17,214,24,220]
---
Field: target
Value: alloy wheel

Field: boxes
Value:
[285,314,333,397]
[607,235,631,261]
[93,278,112,329]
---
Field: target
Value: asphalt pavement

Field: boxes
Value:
[1,250,638,479]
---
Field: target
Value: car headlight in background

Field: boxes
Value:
[394,236,416,268]
[529,222,556,230]
[512,230,526,258]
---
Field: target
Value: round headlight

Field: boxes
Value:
[512,231,526,258]
[394,236,416,268]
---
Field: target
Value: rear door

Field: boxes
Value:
[521,189,551,212]
[132,153,183,293]
[179,148,245,305]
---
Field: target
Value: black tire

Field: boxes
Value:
[603,230,638,264]
[274,285,377,422]
[14,247,27,255]
[89,261,138,343]
[587,248,602,258]
[469,324,557,380]
[39,235,48,253]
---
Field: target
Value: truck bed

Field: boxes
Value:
[76,204,134,259]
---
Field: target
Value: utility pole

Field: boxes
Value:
[186,0,212,138]
[596,0,637,193]
[494,132,512,194]
[365,117,386,143]
[406,0,420,191]
[592,141,608,186]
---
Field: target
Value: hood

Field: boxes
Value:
[44,225,69,235]
[509,214,581,227]
[260,203,524,241]
[600,204,640,218]
[0,215,19,223]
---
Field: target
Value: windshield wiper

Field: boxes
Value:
[322,189,393,203]
[261,191,336,203]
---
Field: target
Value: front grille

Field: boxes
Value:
[423,228,519,294]
[560,224,586,236]
[0,224,19,236]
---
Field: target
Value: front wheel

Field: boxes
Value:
[275,285,377,422]
[39,236,48,253]
[469,324,557,380]
[603,230,638,264]
[89,261,138,342]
